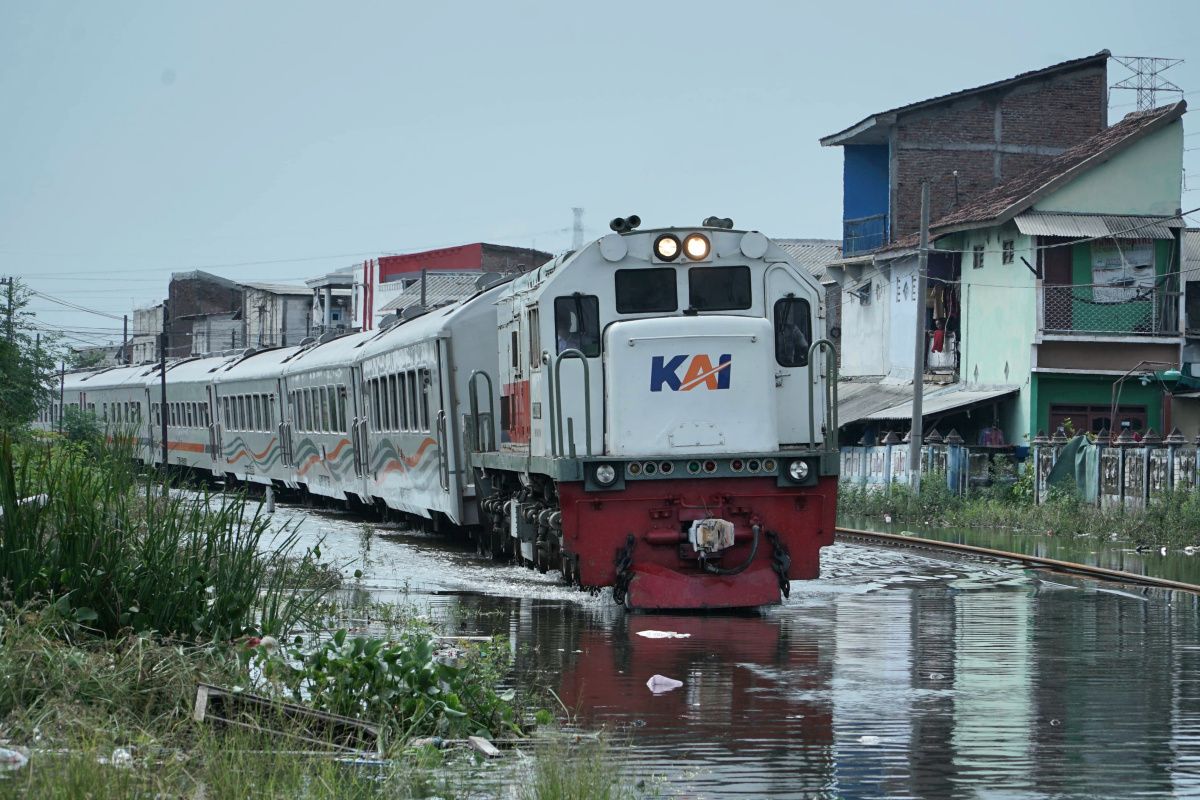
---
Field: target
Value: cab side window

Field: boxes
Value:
[774,297,812,367]
[554,295,601,357]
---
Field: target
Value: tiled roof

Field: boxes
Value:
[821,50,1110,146]
[930,102,1187,235]
[775,239,841,280]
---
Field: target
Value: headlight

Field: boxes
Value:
[594,464,617,485]
[654,234,681,262]
[788,460,810,482]
[683,233,710,261]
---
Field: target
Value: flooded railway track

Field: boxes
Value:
[837,525,1200,594]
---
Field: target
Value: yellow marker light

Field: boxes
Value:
[654,234,681,262]
[683,233,710,261]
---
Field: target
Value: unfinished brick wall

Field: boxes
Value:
[890,64,1107,241]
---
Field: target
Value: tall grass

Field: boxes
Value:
[0,434,329,640]
[838,474,1200,546]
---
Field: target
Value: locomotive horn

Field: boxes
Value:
[702,216,734,229]
[609,217,628,233]
[626,215,641,230]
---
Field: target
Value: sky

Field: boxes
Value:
[2,0,1198,350]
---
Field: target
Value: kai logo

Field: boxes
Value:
[650,354,732,392]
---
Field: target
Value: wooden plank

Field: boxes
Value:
[193,683,383,755]
[467,735,501,758]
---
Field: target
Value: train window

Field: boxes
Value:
[388,375,398,432]
[102,403,108,422]
[337,388,347,432]
[554,295,601,357]
[615,269,677,314]
[239,396,248,430]
[528,309,541,369]
[398,377,407,430]
[167,403,175,427]
[419,368,430,431]
[221,398,229,428]
[326,387,337,433]
[250,396,260,431]
[511,331,519,369]
[321,389,331,433]
[689,266,752,311]
[371,381,381,431]
[773,297,812,368]
[408,370,420,431]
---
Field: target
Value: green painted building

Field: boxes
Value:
[929,102,1187,443]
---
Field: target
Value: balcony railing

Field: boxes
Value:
[1041,283,1179,337]
[843,213,888,256]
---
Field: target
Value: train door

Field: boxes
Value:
[766,264,820,447]
[206,386,222,474]
[498,314,529,449]
[350,365,369,482]
[275,378,289,468]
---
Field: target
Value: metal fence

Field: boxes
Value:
[1041,284,1179,336]
[1033,433,1198,510]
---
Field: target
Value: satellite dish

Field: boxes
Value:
[475,272,505,291]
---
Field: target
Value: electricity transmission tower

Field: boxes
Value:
[1111,55,1184,112]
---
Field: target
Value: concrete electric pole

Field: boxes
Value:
[909,182,930,495]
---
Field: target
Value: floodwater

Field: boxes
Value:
[273,504,1200,799]
[843,515,1200,586]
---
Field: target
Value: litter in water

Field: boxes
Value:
[646,675,684,693]
[636,630,692,639]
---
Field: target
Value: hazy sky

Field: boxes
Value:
[2,1,1198,347]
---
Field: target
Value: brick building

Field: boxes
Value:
[357,243,550,330]
[165,271,244,358]
[819,50,1124,439]
[821,50,1110,255]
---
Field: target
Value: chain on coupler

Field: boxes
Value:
[612,534,636,607]
[766,530,792,598]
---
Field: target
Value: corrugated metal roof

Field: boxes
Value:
[1014,213,1182,240]
[378,272,483,313]
[242,282,313,296]
[1185,229,1200,278]
[775,239,841,281]
[864,385,1019,421]
[837,379,916,425]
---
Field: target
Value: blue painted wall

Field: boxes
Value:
[842,144,889,254]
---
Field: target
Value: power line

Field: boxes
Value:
[28,289,124,320]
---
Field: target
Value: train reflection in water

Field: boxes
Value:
[419,551,1200,799]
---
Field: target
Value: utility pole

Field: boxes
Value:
[58,361,65,434]
[122,314,128,365]
[909,182,930,494]
[159,305,169,474]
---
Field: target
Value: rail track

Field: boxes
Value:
[836,526,1200,595]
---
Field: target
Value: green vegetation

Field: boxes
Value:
[0,435,646,798]
[838,471,1200,546]
[0,280,57,434]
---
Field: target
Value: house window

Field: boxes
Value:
[972,245,985,270]
[1002,240,1014,264]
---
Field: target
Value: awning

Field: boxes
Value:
[1014,213,1182,241]
[863,385,1019,422]
[837,380,919,425]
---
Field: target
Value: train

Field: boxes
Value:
[37,218,840,610]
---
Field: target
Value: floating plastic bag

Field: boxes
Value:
[646,674,684,693]
[636,630,691,639]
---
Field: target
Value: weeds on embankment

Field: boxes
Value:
[838,473,1200,546]
[0,435,328,639]
[0,434,646,799]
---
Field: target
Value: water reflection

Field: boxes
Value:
[285,504,1200,798]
